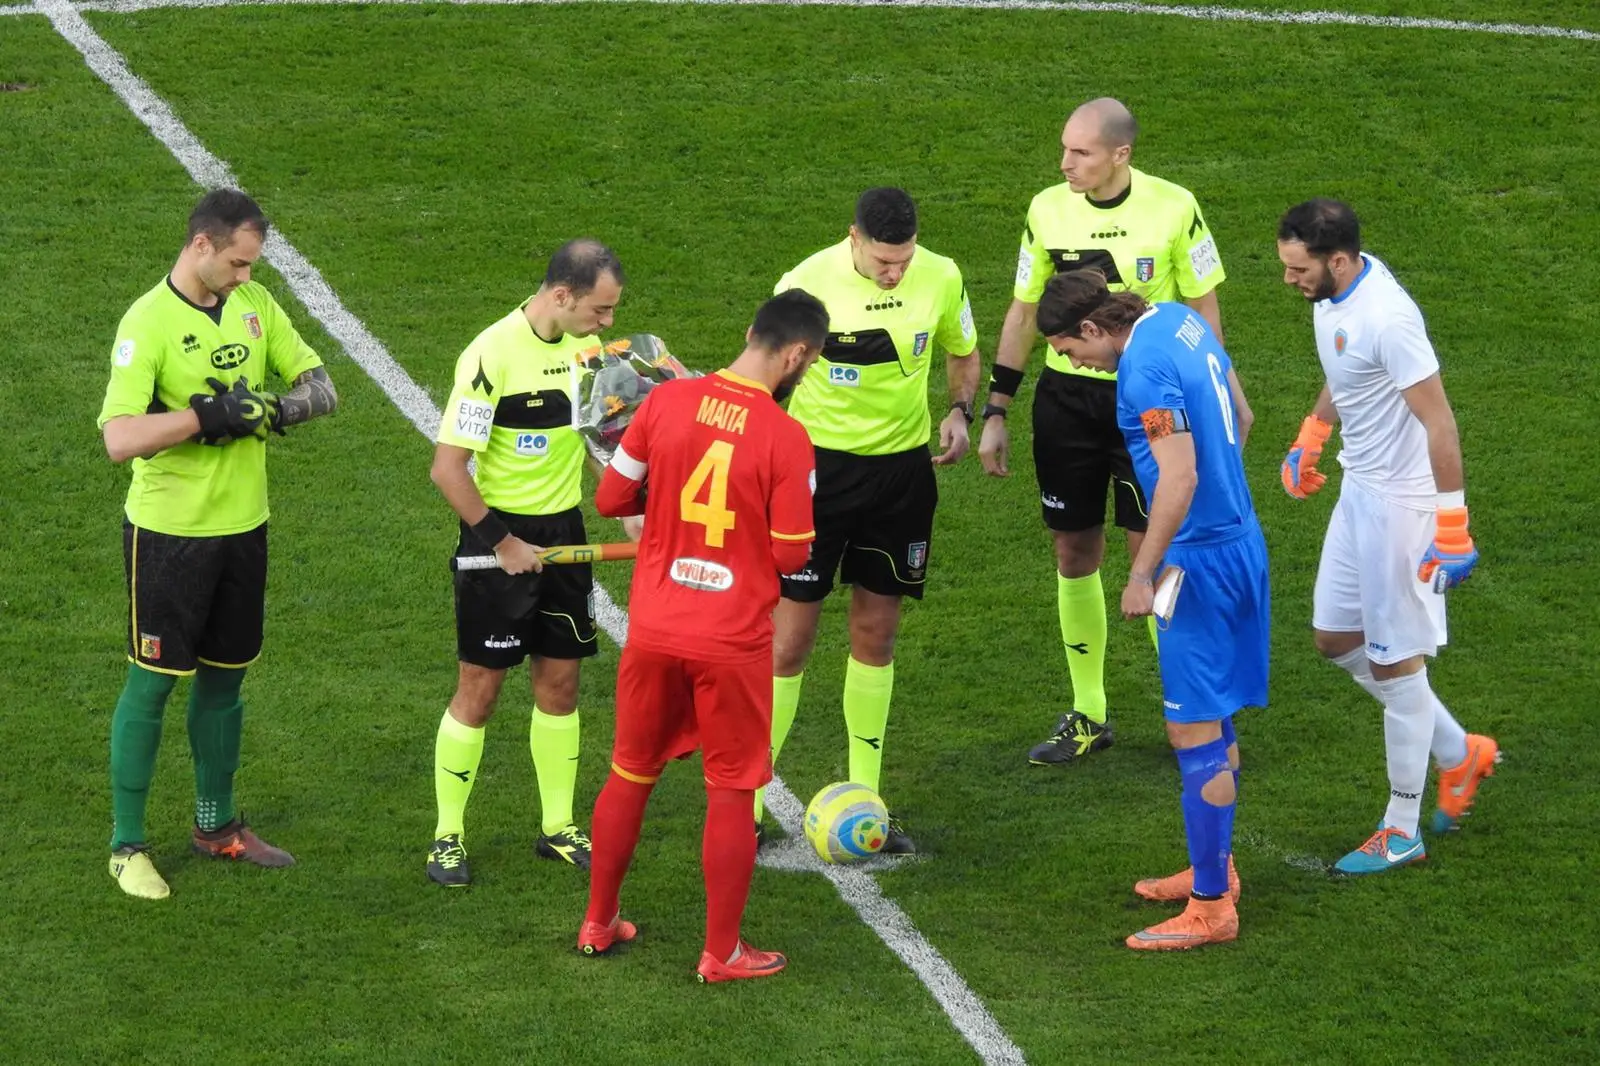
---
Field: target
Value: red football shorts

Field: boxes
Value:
[612,644,774,790]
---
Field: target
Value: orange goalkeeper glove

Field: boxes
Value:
[1281,415,1333,499]
[1418,506,1479,591]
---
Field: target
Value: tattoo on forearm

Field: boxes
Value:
[278,367,338,426]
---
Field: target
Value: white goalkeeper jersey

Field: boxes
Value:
[1315,254,1440,510]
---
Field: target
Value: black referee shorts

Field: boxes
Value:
[1032,368,1149,534]
[453,506,598,669]
[779,445,937,603]
[124,521,267,674]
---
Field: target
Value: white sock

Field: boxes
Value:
[1376,671,1434,837]
[1332,647,1385,702]
[1430,691,1469,769]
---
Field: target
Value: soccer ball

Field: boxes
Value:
[803,781,889,864]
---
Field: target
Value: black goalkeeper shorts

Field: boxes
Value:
[123,521,267,674]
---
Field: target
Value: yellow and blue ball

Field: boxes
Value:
[803,781,888,864]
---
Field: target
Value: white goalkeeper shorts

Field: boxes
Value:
[1312,477,1448,665]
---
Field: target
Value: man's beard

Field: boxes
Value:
[1310,264,1338,301]
[773,367,807,404]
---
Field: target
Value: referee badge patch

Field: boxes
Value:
[907,541,928,570]
[242,312,262,339]
[138,633,162,660]
[912,332,929,359]
[1135,257,1155,283]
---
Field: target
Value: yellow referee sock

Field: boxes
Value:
[1058,572,1108,723]
[843,657,894,797]
[433,709,484,839]
[755,673,804,823]
[531,707,580,837]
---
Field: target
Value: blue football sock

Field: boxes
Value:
[1177,736,1233,899]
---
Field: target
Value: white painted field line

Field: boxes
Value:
[4,0,1596,41]
[35,1,1024,1059]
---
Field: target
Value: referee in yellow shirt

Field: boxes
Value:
[761,188,981,853]
[978,98,1252,765]
[425,239,624,886]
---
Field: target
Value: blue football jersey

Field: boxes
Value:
[1116,303,1256,546]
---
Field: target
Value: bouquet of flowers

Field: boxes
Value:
[575,333,698,465]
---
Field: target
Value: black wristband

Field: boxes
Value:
[471,511,511,551]
[981,403,1009,421]
[989,364,1024,398]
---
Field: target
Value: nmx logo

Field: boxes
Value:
[828,366,861,387]
[515,432,550,457]
[1368,640,1389,654]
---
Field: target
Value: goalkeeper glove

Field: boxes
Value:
[1418,506,1478,591]
[189,376,270,444]
[1281,415,1333,499]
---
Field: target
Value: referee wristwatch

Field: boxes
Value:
[981,403,1008,421]
[950,400,975,424]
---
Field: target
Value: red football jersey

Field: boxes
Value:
[596,370,815,663]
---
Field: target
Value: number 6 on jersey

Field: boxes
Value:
[680,440,737,547]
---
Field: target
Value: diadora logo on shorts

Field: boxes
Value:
[515,432,550,457]
[787,569,820,582]
[210,343,250,370]
[671,557,735,592]
[828,366,861,387]
[484,635,522,650]
[864,296,902,312]
[1041,493,1065,510]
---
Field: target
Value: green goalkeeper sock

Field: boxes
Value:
[843,657,894,797]
[1147,613,1159,654]
[110,664,176,850]
[434,710,485,839]
[531,707,580,836]
[755,672,804,822]
[1058,571,1108,723]
[188,664,245,831]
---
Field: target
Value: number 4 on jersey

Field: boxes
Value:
[679,440,737,547]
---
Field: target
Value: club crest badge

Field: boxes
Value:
[243,312,262,339]
[1334,327,1348,357]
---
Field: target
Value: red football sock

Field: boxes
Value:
[703,785,758,961]
[584,771,654,927]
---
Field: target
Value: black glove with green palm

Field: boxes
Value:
[189,376,276,444]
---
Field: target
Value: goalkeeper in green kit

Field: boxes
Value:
[97,190,338,900]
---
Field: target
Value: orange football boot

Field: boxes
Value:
[1126,896,1239,952]
[1134,855,1241,903]
[1433,733,1500,832]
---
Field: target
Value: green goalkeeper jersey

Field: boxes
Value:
[435,302,589,516]
[1014,167,1225,380]
[777,238,977,456]
[97,278,323,537]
